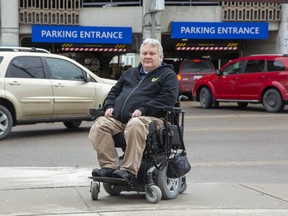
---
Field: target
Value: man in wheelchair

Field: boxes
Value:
[88,38,179,183]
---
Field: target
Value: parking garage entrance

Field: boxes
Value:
[162,20,269,69]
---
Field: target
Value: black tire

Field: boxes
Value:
[0,105,13,140]
[199,87,213,109]
[213,101,219,108]
[179,176,187,194]
[262,89,284,113]
[157,164,181,199]
[237,102,249,108]
[63,120,82,129]
[103,183,122,196]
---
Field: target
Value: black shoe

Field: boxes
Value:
[112,169,136,182]
[92,168,115,177]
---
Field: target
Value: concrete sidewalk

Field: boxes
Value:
[1,167,288,216]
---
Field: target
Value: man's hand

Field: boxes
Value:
[131,109,142,118]
[105,108,114,117]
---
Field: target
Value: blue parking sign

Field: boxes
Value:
[32,25,132,44]
[172,22,268,40]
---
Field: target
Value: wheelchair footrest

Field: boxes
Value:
[89,176,131,186]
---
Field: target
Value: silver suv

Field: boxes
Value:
[0,47,115,140]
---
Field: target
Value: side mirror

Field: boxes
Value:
[85,73,93,82]
[216,69,221,76]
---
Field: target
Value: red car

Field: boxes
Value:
[192,54,288,112]
[176,59,216,97]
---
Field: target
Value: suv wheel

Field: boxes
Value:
[199,87,213,109]
[63,120,82,129]
[0,105,13,140]
[262,89,284,113]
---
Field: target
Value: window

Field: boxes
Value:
[267,60,286,72]
[46,57,85,80]
[6,57,45,78]
[245,60,265,73]
[181,60,215,73]
[222,61,244,75]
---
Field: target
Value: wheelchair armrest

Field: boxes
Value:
[164,107,182,113]
[89,108,105,120]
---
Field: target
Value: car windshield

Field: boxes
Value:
[181,60,215,73]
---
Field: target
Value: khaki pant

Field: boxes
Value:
[88,116,164,175]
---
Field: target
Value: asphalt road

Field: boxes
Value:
[1,101,288,185]
[1,101,288,216]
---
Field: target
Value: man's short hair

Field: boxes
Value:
[140,38,163,58]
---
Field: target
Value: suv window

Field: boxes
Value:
[6,56,45,78]
[181,60,214,72]
[46,57,85,80]
[267,60,286,71]
[245,60,265,73]
[222,61,245,75]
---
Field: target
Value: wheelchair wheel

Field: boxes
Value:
[179,176,187,194]
[103,183,122,196]
[90,181,100,200]
[157,164,181,199]
[145,185,162,203]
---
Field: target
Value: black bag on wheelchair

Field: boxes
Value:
[165,110,191,178]
[167,150,191,178]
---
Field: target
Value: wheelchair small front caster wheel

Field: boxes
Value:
[90,181,100,200]
[145,185,162,203]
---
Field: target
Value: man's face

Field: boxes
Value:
[140,44,162,72]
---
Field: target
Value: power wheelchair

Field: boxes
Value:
[89,96,189,203]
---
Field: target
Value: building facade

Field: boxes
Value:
[1,0,288,76]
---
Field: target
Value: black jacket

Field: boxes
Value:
[103,63,179,123]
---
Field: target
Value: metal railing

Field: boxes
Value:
[82,0,142,7]
[81,0,220,7]
[165,0,220,6]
